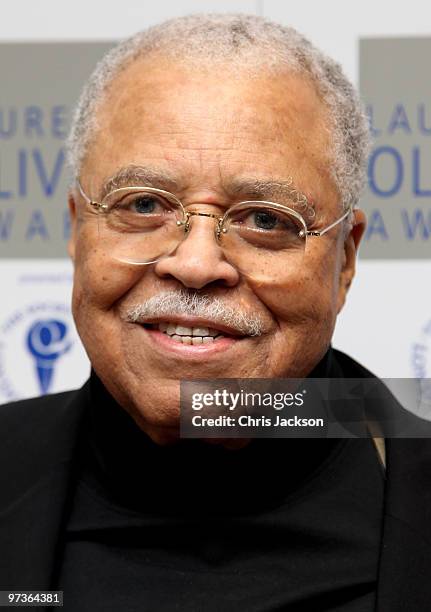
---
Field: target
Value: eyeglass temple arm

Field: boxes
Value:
[76,180,91,202]
[76,180,105,210]
[307,207,353,237]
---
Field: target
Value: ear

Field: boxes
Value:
[336,208,367,313]
[67,191,78,263]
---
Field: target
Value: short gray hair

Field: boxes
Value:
[67,13,370,209]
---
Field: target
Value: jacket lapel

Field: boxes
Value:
[0,384,88,589]
[375,438,431,611]
[329,350,431,610]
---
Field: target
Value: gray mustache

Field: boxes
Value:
[125,290,264,337]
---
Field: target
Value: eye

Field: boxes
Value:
[226,205,305,251]
[109,191,172,215]
[252,210,278,230]
[243,208,299,235]
[104,189,184,233]
[130,195,161,214]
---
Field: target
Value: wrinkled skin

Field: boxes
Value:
[68,57,366,445]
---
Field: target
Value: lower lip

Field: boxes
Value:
[142,327,241,357]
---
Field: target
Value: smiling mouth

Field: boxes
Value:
[143,322,236,345]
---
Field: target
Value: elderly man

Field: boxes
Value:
[0,13,430,612]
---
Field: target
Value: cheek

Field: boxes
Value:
[247,261,339,377]
[72,226,147,311]
[251,264,337,326]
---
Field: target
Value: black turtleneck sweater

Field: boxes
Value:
[55,351,385,611]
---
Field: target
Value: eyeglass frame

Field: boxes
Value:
[75,180,353,243]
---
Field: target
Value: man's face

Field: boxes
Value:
[69,57,364,443]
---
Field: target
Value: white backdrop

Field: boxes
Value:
[1,0,430,402]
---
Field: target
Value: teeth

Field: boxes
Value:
[192,327,209,336]
[164,334,217,345]
[157,322,224,341]
[161,333,218,345]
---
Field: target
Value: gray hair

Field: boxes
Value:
[125,289,264,336]
[67,13,370,209]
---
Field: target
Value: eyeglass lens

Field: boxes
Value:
[97,188,307,280]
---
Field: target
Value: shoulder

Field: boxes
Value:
[330,347,378,378]
[0,389,76,420]
[332,348,431,476]
[0,384,89,488]
[0,388,85,439]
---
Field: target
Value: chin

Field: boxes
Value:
[123,396,182,444]
[131,386,181,424]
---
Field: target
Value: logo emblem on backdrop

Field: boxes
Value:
[411,319,431,378]
[411,319,431,414]
[26,319,72,393]
[0,303,79,403]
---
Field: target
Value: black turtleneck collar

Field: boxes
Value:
[76,347,343,516]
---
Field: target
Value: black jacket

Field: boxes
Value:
[0,349,430,611]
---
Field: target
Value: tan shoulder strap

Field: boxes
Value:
[366,418,386,471]
[372,436,386,471]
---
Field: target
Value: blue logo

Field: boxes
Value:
[411,319,431,412]
[26,319,72,393]
[0,302,84,403]
[411,319,431,379]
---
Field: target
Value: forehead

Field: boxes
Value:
[83,57,336,204]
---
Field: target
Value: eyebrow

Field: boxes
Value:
[100,165,179,199]
[99,165,315,216]
[225,177,313,209]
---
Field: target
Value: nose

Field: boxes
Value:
[154,211,240,289]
